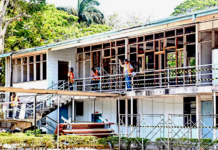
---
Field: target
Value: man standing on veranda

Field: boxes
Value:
[68,68,74,91]
[119,59,133,90]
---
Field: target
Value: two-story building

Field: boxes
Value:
[1,7,218,145]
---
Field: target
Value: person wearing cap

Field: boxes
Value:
[68,68,74,91]
[91,67,100,91]
[119,59,134,89]
[11,93,20,119]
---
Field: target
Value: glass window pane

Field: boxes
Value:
[29,64,34,81]
[43,62,46,80]
[29,56,34,63]
[36,63,40,80]
[43,54,47,61]
[23,57,27,64]
[17,65,21,82]
[17,59,21,65]
[23,65,27,82]
[36,55,40,62]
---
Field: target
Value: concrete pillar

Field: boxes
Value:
[125,38,128,59]
[125,99,128,136]
[213,92,216,148]
[72,98,75,122]
[196,95,201,140]
[195,24,200,85]
[131,96,133,136]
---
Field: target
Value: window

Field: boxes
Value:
[184,97,196,126]
[146,42,153,50]
[167,52,176,68]
[76,101,83,116]
[13,53,47,83]
[43,62,46,80]
[29,64,34,81]
[117,99,137,125]
[36,63,41,80]
[130,44,137,53]
[17,59,21,83]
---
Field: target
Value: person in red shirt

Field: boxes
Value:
[91,68,100,91]
[68,68,74,91]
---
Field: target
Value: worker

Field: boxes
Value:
[68,67,74,91]
[119,59,133,90]
[91,67,100,91]
[11,93,19,119]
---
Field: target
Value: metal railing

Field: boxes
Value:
[60,63,218,93]
[0,80,64,120]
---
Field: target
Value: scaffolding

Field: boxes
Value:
[118,114,218,150]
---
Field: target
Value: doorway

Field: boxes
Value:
[58,61,69,81]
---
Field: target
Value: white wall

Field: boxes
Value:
[13,80,47,89]
[47,48,76,88]
[78,97,184,140]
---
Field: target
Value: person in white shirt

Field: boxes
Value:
[119,59,133,90]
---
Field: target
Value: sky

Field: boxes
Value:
[46,0,186,21]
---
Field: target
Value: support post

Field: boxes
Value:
[118,98,120,150]
[9,55,13,119]
[125,99,128,136]
[131,96,133,137]
[34,94,37,137]
[72,97,75,122]
[196,95,201,145]
[213,92,217,149]
[57,95,60,149]
[94,98,96,122]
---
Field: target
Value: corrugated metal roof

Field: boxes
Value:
[1,7,218,57]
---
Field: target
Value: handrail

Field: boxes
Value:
[46,116,58,123]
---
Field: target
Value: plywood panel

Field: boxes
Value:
[213,20,218,28]
[199,22,213,31]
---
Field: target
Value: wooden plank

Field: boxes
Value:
[66,133,116,136]
[61,123,114,125]
[0,87,119,97]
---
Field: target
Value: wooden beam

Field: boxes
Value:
[0,87,119,97]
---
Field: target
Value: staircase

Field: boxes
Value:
[55,122,116,138]
[23,80,72,134]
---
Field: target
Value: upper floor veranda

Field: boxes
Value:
[3,8,218,96]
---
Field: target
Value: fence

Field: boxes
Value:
[118,114,218,150]
[57,63,218,93]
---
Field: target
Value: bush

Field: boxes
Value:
[58,135,98,149]
[0,132,54,150]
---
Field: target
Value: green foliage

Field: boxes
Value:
[0,133,54,149]
[57,0,104,25]
[25,129,41,137]
[171,0,218,16]
[59,135,98,148]
[4,3,111,52]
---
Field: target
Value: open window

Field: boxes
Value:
[146,41,154,51]
[145,52,154,70]
[166,48,176,68]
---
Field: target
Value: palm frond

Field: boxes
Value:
[57,6,78,16]
[77,0,104,24]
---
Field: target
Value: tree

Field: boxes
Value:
[57,0,104,25]
[105,11,153,30]
[4,3,111,52]
[0,0,44,53]
[171,0,218,16]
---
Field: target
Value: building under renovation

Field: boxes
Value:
[1,7,218,149]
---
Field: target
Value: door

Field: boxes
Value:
[60,105,68,123]
[201,101,213,138]
[58,61,69,81]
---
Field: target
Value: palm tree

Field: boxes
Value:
[57,0,104,25]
